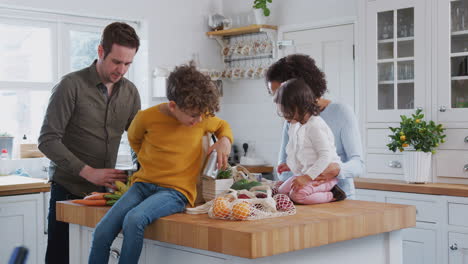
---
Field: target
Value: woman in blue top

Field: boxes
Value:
[266,54,364,198]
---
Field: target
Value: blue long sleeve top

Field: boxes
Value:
[278,103,364,198]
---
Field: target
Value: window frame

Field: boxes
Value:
[0,6,140,151]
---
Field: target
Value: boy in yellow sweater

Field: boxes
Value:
[88,63,233,264]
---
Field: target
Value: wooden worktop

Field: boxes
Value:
[0,175,50,196]
[355,178,468,197]
[57,199,415,259]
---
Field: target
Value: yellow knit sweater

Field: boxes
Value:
[127,103,233,206]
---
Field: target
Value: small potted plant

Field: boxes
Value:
[387,109,446,183]
[253,0,272,24]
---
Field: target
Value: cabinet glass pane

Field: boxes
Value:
[378,62,394,82]
[451,1,468,32]
[398,61,414,80]
[378,84,394,110]
[451,56,468,77]
[397,83,414,109]
[378,11,394,40]
[378,42,394,59]
[398,40,414,58]
[451,34,468,53]
[452,80,468,108]
[397,8,414,38]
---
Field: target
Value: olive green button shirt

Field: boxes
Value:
[38,61,141,197]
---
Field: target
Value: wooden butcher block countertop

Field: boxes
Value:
[0,175,50,196]
[57,199,415,259]
[355,178,468,197]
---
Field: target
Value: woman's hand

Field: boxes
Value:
[207,137,232,169]
[292,175,313,190]
[277,163,290,174]
[312,162,341,186]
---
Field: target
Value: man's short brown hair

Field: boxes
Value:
[100,22,140,58]
[167,62,220,117]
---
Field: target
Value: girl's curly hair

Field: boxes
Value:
[273,78,321,124]
[266,54,327,98]
[166,62,220,117]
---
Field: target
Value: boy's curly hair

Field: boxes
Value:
[273,78,320,124]
[166,62,220,117]
[266,54,327,98]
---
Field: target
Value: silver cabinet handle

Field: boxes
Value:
[110,248,120,259]
[464,164,468,172]
[388,160,402,168]
[439,106,447,112]
[450,243,458,251]
[465,136,468,143]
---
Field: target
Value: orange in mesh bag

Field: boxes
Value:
[186,186,296,221]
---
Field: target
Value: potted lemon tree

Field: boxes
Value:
[387,109,446,183]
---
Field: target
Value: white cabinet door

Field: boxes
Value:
[366,0,430,122]
[449,232,468,264]
[145,241,226,264]
[0,193,42,264]
[436,0,468,125]
[402,227,437,264]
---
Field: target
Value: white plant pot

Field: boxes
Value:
[402,151,432,183]
[253,9,268,25]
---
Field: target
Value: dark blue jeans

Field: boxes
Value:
[88,182,188,264]
[45,182,80,264]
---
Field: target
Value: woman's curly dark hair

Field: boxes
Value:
[166,62,220,117]
[273,78,320,124]
[266,54,327,98]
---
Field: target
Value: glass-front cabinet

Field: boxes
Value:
[437,0,468,124]
[366,0,428,122]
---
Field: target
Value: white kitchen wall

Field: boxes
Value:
[218,0,358,167]
[0,0,224,108]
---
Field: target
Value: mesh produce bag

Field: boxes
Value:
[186,186,296,221]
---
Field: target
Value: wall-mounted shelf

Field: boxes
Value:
[206,24,278,37]
[206,24,278,81]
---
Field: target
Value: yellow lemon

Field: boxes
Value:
[400,135,406,141]
[415,119,421,123]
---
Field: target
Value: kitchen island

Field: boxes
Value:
[57,199,415,264]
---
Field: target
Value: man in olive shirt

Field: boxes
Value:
[39,22,141,264]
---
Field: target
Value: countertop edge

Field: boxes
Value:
[355,178,468,197]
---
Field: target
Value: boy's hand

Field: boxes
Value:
[208,136,232,169]
[291,174,313,190]
[277,163,290,174]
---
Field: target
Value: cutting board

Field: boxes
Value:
[0,175,49,196]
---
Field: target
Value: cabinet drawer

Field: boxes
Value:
[439,129,468,150]
[448,202,468,227]
[386,197,439,223]
[367,153,403,175]
[435,150,468,179]
[367,129,393,150]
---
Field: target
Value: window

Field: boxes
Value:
[0,8,139,158]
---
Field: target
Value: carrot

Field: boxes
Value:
[84,192,112,200]
[71,199,108,206]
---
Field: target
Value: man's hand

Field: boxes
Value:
[291,175,313,190]
[312,162,341,186]
[79,165,128,190]
[277,163,290,174]
[207,136,232,170]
